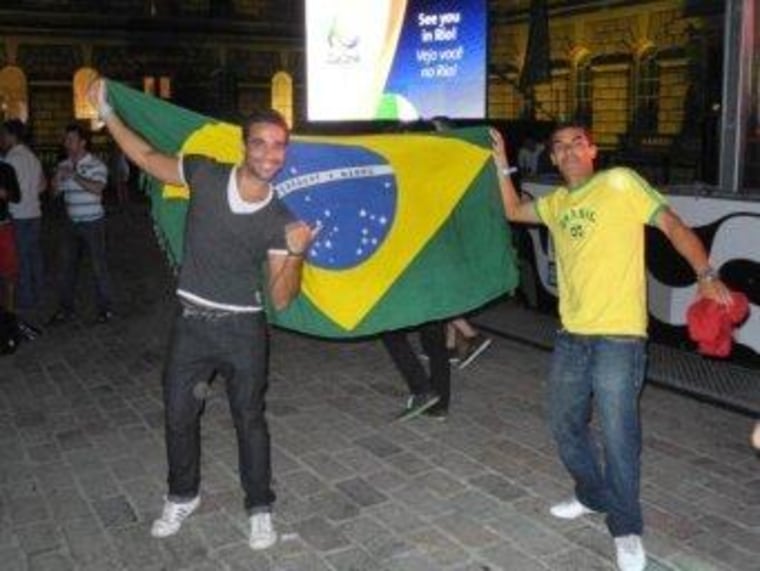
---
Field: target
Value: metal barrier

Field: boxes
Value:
[473,300,760,417]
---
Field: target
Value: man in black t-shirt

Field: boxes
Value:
[91,79,315,551]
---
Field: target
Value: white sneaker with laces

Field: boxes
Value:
[150,496,200,538]
[614,534,646,571]
[249,512,278,550]
[549,497,597,520]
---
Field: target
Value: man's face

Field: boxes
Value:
[63,131,85,158]
[242,122,288,182]
[549,127,597,183]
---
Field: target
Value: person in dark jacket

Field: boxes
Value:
[0,159,21,311]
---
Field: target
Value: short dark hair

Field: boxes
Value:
[241,109,290,143]
[2,119,26,142]
[64,122,91,148]
[550,121,594,146]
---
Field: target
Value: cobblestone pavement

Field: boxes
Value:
[0,204,758,571]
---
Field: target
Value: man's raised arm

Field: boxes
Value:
[89,78,183,187]
[490,129,541,224]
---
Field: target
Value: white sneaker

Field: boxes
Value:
[150,496,200,538]
[549,497,597,520]
[615,534,646,571]
[249,512,277,550]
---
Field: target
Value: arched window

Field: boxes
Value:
[271,71,293,128]
[73,67,99,121]
[633,49,659,132]
[143,75,172,99]
[0,66,29,122]
[574,56,592,124]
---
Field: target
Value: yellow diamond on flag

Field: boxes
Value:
[287,133,490,331]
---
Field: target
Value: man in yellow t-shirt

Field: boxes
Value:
[491,123,731,571]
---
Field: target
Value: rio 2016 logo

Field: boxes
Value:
[327,15,360,64]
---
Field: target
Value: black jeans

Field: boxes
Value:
[162,307,274,513]
[381,320,451,408]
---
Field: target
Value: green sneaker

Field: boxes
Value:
[458,334,493,370]
[395,392,440,422]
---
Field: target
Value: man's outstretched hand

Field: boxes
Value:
[285,221,320,257]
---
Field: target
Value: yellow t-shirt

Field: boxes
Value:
[535,167,667,336]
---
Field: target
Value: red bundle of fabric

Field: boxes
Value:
[686,292,750,357]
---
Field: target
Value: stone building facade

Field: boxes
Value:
[0,0,303,170]
[489,1,724,182]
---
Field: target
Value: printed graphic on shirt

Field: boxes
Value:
[558,207,597,240]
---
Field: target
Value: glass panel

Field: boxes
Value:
[634,51,659,133]
[575,59,592,125]
[744,0,760,193]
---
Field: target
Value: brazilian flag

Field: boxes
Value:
[106,81,518,338]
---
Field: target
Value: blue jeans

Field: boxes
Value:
[58,218,112,312]
[548,330,647,537]
[163,307,274,514]
[12,217,44,308]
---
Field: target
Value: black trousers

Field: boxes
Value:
[58,218,112,313]
[162,307,274,513]
[381,320,451,408]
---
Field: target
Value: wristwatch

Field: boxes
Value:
[696,267,719,282]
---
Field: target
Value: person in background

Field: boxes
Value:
[49,122,112,324]
[492,122,731,571]
[0,157,20,311]
[0,119,46,310]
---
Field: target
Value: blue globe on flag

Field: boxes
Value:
[273,142,397,271]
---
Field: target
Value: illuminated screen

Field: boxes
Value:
[306,0,487,121]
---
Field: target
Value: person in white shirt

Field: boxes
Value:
[49,122,112,324]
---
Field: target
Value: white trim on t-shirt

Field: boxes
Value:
[178,155,187,187]
[178,156,273,214]
[227,167,273,214]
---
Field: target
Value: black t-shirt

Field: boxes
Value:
[178,155,296,309]
[0,161,20,223]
